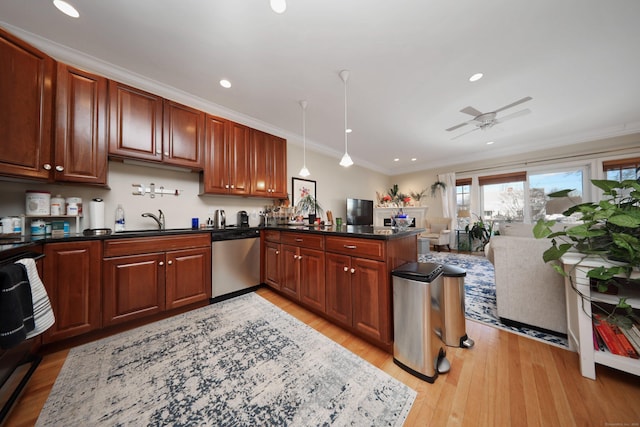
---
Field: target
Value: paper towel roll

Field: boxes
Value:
[89,198,105,229]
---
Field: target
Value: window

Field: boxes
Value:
[603,157,640,181]
[529,170,583,221]
[456,178,471,213]
[479,172,526,222]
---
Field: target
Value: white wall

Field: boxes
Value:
[0,144,388,231]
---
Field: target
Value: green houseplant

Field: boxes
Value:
[533,178,640,317]
[465,215,492,251]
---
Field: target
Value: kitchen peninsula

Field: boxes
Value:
[261,225,423,352]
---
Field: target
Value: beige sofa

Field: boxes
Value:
[485,223,567,335]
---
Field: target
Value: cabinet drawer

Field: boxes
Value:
[325,236,385,261]
[104,234,210,257]
[280,232,324,250]
[263,230,281,242]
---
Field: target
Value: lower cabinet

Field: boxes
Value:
[281,244,325,312]
[42,240,102,344]
[263,240,282,290]
[325,252,388,343]
[102,234,211,327]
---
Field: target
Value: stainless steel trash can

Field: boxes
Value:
[392,262,451,383]
[440,264,474,348]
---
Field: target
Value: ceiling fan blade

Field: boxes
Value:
[493,96,532,114]
[445,121,470,132]
[451,126,480,140]
[494,108,531,124]
[460,106,484,117]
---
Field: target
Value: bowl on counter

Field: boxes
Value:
[393,216,413,231]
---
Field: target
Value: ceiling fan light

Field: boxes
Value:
[270,0,286,13]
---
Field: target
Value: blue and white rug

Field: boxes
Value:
[420,252,568,348]
[36,293,416,426]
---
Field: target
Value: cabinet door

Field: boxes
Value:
[281,245,300,300]
[351,257,388,342]
[163,100,204,170]
[250,129,270,197]
[227,121,251,195]
[0,28,54,180]
[325,252,353,328]
[108,81,163,162]
[264,241,282,290]
[165,246,211,309]
[268,134,288,198]
[202,114,229,194]
[298,247,325,312]
[103,253,165,326]
[42,241,102,343]
[55,63,108,184]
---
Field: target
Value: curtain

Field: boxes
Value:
[438,172,456,246]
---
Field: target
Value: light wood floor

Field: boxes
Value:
[7,287,640,426]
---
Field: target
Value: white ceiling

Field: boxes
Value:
[2,0,640,175]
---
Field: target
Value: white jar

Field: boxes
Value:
[1,217,12,234]
[50,195,65,216]
[66,197,82,216]
[26,191,51,216]
[31,219,46,236]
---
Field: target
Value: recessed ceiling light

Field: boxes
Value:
[486,141,495,145]
[270,0,286,13]
[469,73,483,82]
[411,158,417,162]
[53,0,79,18]
[219,79,231,89]
[394,158,400,162]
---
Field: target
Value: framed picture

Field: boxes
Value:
[292,178,317,217]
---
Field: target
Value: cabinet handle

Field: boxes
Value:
[275,250,280,255]
[167,260,173,265]
[159,261,164,266]
[295,238,303,242]
[164,152,169,156]
[343,266,348,272]
[230,184,235,189]
[55,165,64,172]
[344,245,357,249]
[43,163,52,170]
[225,184,230,189]
[350,268,356,274]
[156,149,161,154]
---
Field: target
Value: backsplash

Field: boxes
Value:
[0,161,272,231]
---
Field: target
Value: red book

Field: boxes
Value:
[610,323,639,359]
[593,314,626,356]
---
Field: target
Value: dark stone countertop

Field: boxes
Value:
[262,225,425,240]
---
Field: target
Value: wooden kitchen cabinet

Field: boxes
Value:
[325,236,390,344]
[0,27,55,180]
[162,99,205,170]
[55,63,108,184]
[264,240,282,290]
[279,232,325,312]
[42,240,102,343]
[108,80,163,162]
[103,234,211,326]
[325,252,388,342]
[250,129,287,198]
[202,116,251,195]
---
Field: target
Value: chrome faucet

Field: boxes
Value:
[142,209,165,230]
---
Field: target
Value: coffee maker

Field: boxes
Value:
[238,210,249,227]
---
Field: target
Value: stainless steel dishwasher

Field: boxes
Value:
[211,228,261,301]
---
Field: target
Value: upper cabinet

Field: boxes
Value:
[163,100,204,170]
[108,81,163,162]
[202,116,251,195]
[108,81,204,170]
[0,27,55,180]
[55,63,108,185]
[251,129,287,199]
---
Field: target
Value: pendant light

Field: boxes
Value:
[299,100,310,177]
[339,70,354,167]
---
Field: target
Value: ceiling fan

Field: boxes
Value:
[446,96,533,140]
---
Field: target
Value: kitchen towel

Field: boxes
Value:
[0,263,34,349]
[16,258,55,338]
[89,199,105,229]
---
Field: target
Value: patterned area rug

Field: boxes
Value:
[36,293,416,426]
[420,252,568,348]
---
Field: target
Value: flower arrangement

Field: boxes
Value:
[377,185,413,207]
